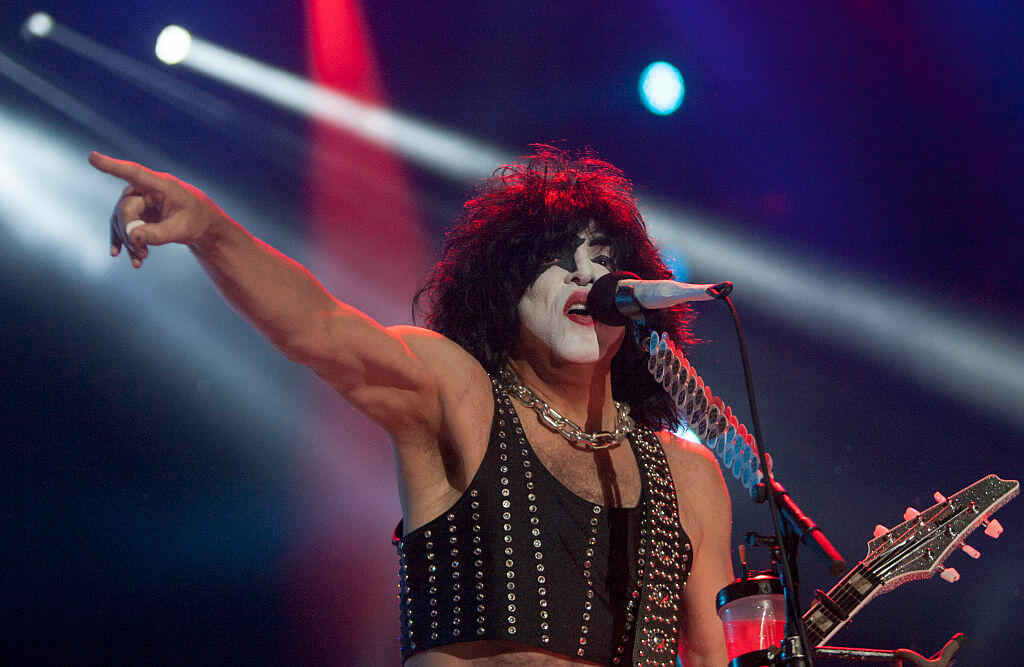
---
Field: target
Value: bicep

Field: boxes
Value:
[301,313,467,437]
[678,512,732,665]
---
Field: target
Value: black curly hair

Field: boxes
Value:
[414,145,694,429]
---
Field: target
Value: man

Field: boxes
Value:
[89,145,732,665]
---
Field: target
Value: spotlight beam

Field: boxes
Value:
[644,201,1024,427]
[0,107,307,438]
[22,17,235,121]
[175,35,509,181]
[20,16,439,197]
[0,48,163,162]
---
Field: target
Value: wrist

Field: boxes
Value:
[188,207,238,254]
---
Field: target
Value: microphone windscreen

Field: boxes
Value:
[587,271,640,326]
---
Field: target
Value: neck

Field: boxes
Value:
[505,355,617,432]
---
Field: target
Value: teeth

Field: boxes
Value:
[568,305,589,315]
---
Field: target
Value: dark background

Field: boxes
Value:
[2,1,1021,663]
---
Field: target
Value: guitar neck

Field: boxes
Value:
[796,474,1017,647]
[802,562,883,646]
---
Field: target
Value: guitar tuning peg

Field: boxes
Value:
[983,518,1004,539]
[933,492,947,503]
[903,507,921,521]
[961,543,980,559]
[873,524,889,538]
[938,566,960,583]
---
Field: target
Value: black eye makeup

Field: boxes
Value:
[543,236,587,272]
[539,233,616,274]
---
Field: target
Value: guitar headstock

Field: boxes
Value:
[865,474,1018,593]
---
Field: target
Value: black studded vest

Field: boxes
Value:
[393,376,691,665]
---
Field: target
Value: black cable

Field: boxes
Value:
[719,293,814,666]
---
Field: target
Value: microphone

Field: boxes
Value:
[587,271,733,326]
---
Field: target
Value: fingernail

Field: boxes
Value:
[110,246,119,257]
[125,220,145,235]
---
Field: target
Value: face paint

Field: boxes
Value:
[541,230,617,274]
[546,235,587,273]
[517,227,624,365]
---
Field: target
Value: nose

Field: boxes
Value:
[565,251,606,286]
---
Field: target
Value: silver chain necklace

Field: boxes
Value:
[497,367,636,450]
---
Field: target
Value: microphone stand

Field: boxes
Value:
[690,294,805,664]
[626,282,844,666]
[714,289,813,665]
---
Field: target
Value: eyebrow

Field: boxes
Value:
[588,234,611,248]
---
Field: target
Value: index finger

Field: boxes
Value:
[88,151,167,194]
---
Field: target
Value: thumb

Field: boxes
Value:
[125,218,172,248]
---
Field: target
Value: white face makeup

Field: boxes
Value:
[516,227,625,366]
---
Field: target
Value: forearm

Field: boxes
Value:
[189,216,338,362]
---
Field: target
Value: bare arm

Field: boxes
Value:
[662,434,734,666]
[89,152,461,437]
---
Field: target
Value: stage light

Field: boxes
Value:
[23,12,54,39]
[156,25,192,65]
[640,61,684,115]
[0,106,302,432]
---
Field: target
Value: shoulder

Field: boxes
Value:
[387,324,466,351]
[386,325,489,389]
[656,430,726,491]
[385,325,479,374]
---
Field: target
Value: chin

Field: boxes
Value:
[553,335,620,367]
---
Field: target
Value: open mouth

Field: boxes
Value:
[566,303,590,317]
[564,292,593,324]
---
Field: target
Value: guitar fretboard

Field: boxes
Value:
[802,562,883,645]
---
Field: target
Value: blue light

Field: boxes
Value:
[664,251,691,282]
[639,61,684,115]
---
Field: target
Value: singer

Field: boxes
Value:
[89,145,732,666]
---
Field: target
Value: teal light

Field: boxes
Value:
[640,61,684,115]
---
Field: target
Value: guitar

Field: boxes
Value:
[801,474,1019,646]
